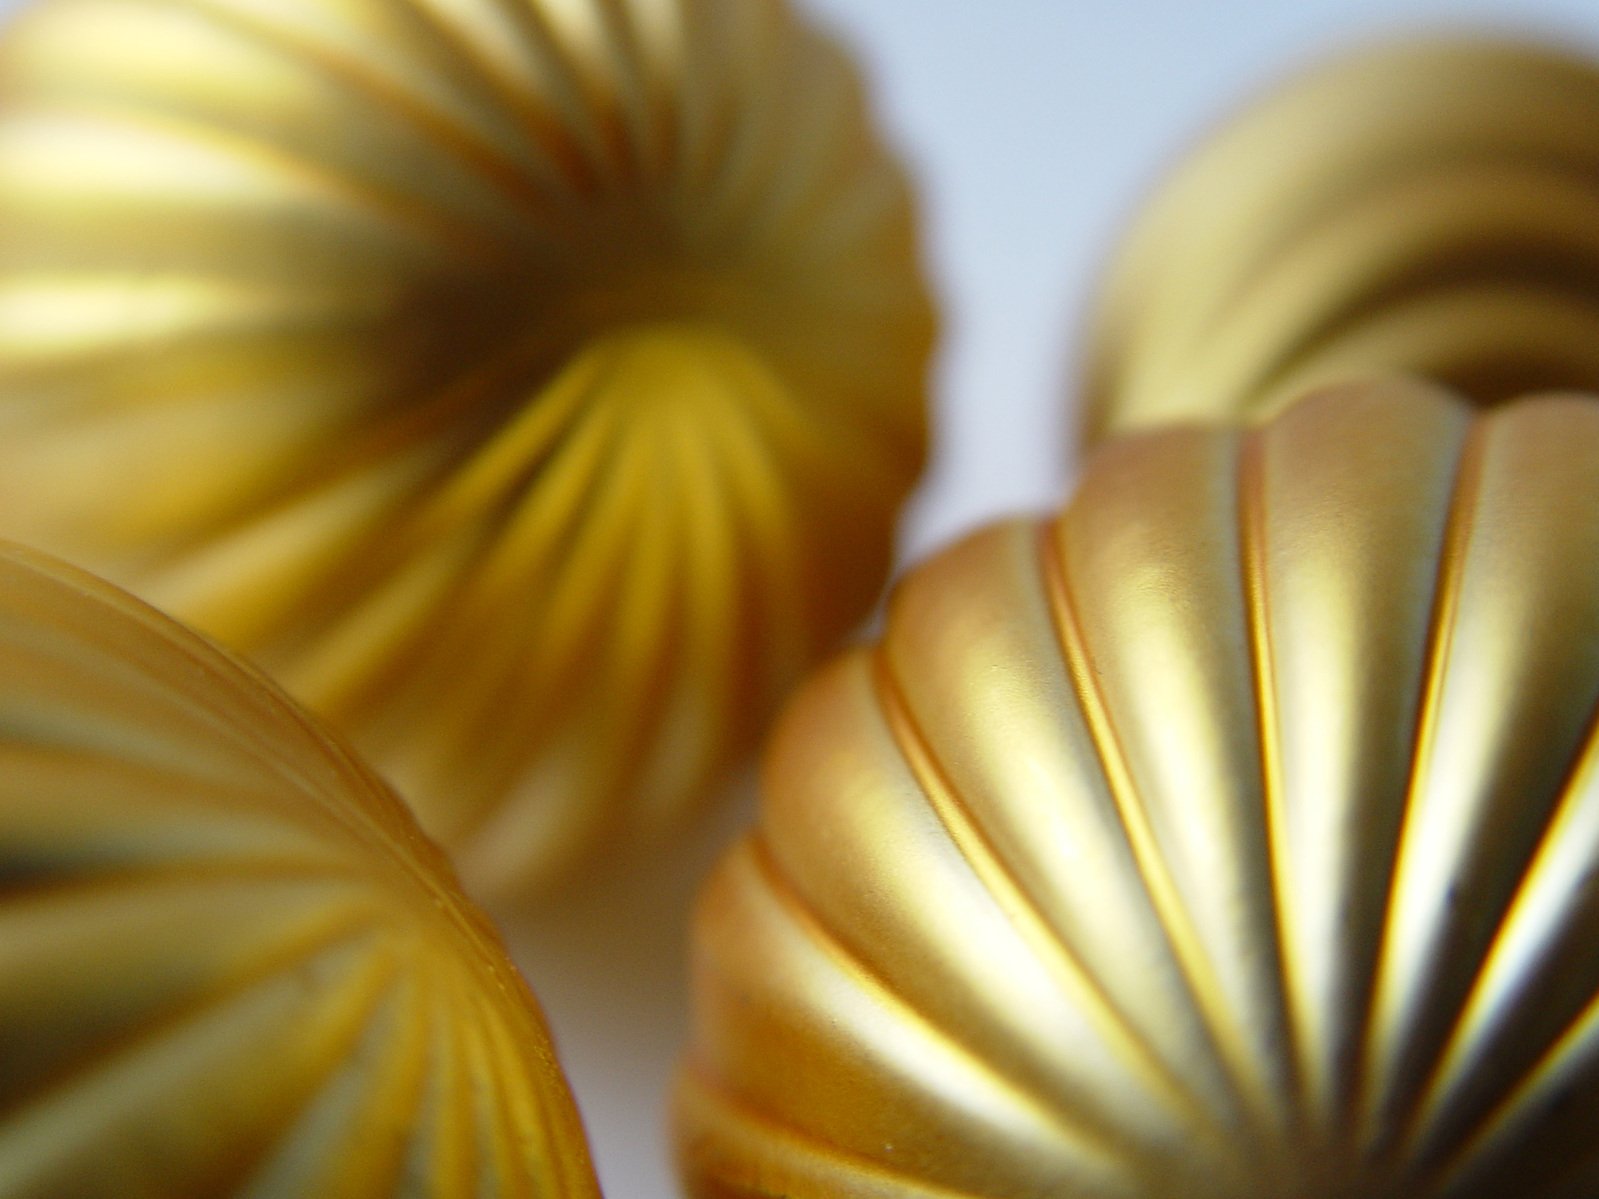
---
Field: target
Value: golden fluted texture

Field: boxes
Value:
[0,0,934,898]
[677,380,1599,1198]
[1081,37,1599,445]
[0,543,598,1197]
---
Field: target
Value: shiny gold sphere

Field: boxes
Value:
[0,0,934,899]
[0,544,598,1196]
[677,378,1599,1198]
[1082,37,1599,446]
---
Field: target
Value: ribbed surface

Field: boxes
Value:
[1081,37,1599,445]
[0,0,933,898]
[0,544,598,1197]
[678,381,1599,1198]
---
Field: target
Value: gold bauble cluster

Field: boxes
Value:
[0,8,1597,1199]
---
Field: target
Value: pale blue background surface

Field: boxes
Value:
[4,2,1599,1196]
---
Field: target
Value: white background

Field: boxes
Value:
[511,3,1599,1197]
[7,0,1599,1196]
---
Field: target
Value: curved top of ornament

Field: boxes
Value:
[0,0,934,898]
[678,378,1599,1198]
[0,543,597,1196]
[1081,36,1599,445]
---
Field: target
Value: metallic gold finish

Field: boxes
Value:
[677,379,1599,1198]
[1081,37,1599,445]
[0,0,933,898]
[0,543,598,1196]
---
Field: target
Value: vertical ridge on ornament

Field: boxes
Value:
[1367,404,1598,1150]
[1242,381,1473,1155]
[1054,429,1305,1169]
[1031,522,1262,1176]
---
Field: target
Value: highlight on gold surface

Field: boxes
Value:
[0,0,934,898]
[677,379,1599,1197]
[1081,37,1599,445]
[0,544,598,1196]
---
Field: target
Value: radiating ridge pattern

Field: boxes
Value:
[0,0,934,897]
[1081,37,1599,446]
[0,543,598,1197]
[677,381,1599,1198]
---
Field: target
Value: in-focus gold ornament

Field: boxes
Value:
[1082,37,1599,445]
[0,0,934,898]
[0,544,598,1196]
[677,379,1599,1198]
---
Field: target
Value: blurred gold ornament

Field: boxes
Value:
[0,543,598,1196]
[0,0,934,899]
[677,379,1599,1197]
[1082,37,1599,445]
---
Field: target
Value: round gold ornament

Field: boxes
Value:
[0,544,598,1196]
[677,379,1599,1198]
[0,0,934,898]
[1082,37,1599,445]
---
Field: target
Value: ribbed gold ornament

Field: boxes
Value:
[0,544,598,1196]
[1082,37,1599,444]
[0,0,934,898]
[677,380,1599,1198]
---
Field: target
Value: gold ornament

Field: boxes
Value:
[0,0,934,898]
[0,543,598,1196]
[1082,37,1599,445]
[676,379,1599,1198]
